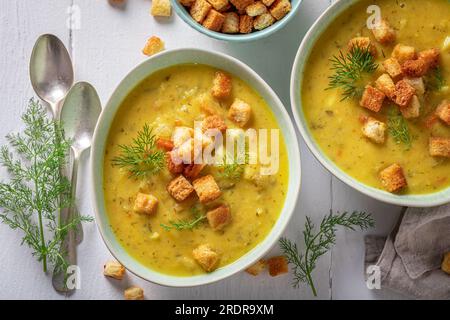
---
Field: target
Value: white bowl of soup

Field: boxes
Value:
[291,0,450,207]
[91,48,301,286]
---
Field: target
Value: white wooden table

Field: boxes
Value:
[0,0,408,300]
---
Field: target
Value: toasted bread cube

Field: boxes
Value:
[360,85,385,112]
[429,137,450,158]
[239,15,253,33]
[167,175,195,202]
[400,95,421,119]
[267,256,288,277]
[382,58,403,80]
[245,1,267,16]
[372,18,396,44]
[394,80,416,108]
[436,100,450,125]
[151,0,172,16]
[221,12,239,33]
[202,115,228,132]
[207,0,229,11]
[212,71,232,98]
[269,0,290,20]
[156,138,174,151]
[202,9,225,31]
[133,193,158,215]
[192,244,219,272]
[192,175,222,203]
[348,37,377,57]
[229,0,254,11]
[142,36,165,56]
[228,98,252,127]
[375,74,396,100]
[184,163,206,179]
[172,126,194,147]
[166,151,185,174]
[392,44,416,64]
[206,204,231,230]
[362,117,386,144]
[103,261,126,280]
[180,0,196,7]
[245,259,266,276]
[253,13,275,30]
[261,0,275,5]
[402,58,428,78]
[418,48,440,70]
[190,0,212,23]
[442,252,450,275]
[404,77,425,96]
[124,286,144,300]
[379,163,407,193]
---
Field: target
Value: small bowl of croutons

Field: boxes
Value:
[171,0,302,42]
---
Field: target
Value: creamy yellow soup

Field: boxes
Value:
[103,64,288,276]
[303,0,450,194]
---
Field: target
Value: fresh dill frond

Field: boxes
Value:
[0,99,92,273]
[112,124,165,179]
[216,152,248,181]
[424,67,446,92]
[160,206,206,231]
[327,47,379,101]
[279,211,374,297]
[387,106,412,149]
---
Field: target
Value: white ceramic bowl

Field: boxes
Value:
[290,0,450,207]
[91,48,301,287]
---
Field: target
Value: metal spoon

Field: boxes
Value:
[52,82,101,293]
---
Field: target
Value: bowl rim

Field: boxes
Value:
[290,0,450,208]
[91,47,301,287]
[171,0,303,42]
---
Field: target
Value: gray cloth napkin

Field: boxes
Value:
[365,204,450,299]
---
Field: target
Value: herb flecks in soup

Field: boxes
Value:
[302,0,450,194]
[104,64,288,276]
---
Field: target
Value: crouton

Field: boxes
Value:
[418,48,440,70]
[203,9,225,31]
[221,12,239,33]
[133,193,158,215]
[202,115,227,133]
[402,58,428,78]
[124,286,144,300]
[239,15,253,33]
[261,0,275,6]
[245,1,267,16]
[375,74,396,100]
[269,0,291,20]
[206,204,231,230]
[156,138,174,151]
[253,13,275,30]
[392,44,416,64]
[400,95,421,119]
[108,0,126,8]
[245,259,266,276]
[379,163,407,193]
[394,80,416,108]
[172,126,194,147]
[267,256,288,277]
[166,151,185,174]
[359,85,385,112]
[212,71,232,98]
[361,117,386,144]
[184,163,206,179]
[192,244,219,272]
[372,18,396,44]
[228,98,252,127]
[142,36,165,56]
[180,0,196,6]
[404,77,425,96]
[192,175,222,203]
[103,261,126,280]
[207,0,229,11]
[436,100,450,125]
[151,0,172,16]
[348,37,377,57]
[442,252,450,275]
[429,137,450,158]
[229,0,254,10]
[167,175,195,202]
[190,0,212,23]
[382,58,403,80]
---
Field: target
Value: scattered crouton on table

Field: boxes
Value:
[142,36,165,57]
[267,256,289,277]
[245,259,266,276]
[124,286,144,300]
[103,261,126,280]
[151,0,172,17]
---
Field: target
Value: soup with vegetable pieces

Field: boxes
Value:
[302,0,450,194]
[103,64,288,276]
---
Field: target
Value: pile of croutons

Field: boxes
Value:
[350,19,450,193]
[181,0,291,34]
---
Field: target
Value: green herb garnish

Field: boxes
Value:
[216,152,248,181]
[279,211,374,297]
[112,124,164,179]
[327,47,378,101]
[387,106,412,149]
[424,66,446,92]
[161,206,206,231]
[0,99,92,273]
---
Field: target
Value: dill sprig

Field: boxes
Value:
[327,47,378,101]
[387,106,412,149]
[0,99,92,273]
[279,211,374,297]
[160,206,206,231]
[424,66,446,92]
[216,152,248,181]
[112,124,165,179]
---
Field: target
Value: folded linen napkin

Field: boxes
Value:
[365,205,450,299]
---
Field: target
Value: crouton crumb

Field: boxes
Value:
[124,286,144,300]
[142,36,165,57]
[245,259,266,276]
